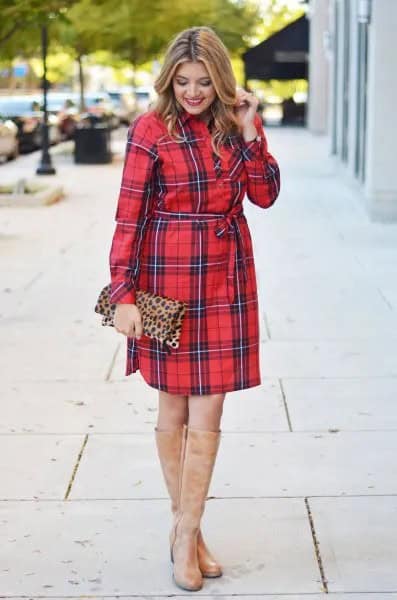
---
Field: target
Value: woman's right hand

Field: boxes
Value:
[114,304,143,339]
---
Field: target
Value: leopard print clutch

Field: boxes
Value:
[94,283,187,353]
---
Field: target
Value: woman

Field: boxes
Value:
[109,26,280,591]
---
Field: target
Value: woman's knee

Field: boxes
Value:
[187,393,225,428]
[159,391,188,405]
[157,391,188,427]
[189,393,225,409]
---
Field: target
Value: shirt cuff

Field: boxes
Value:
[240,136,265,161]
[110,282,136,305]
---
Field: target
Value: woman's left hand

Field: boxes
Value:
[234,87,259,129]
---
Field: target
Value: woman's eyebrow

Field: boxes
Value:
[175,75,211,81]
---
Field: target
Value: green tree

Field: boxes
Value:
[1,0,281,96]
[54,0,108,109]
[0,0,77,89]
[0,0,75,48]
[95,0,261,87]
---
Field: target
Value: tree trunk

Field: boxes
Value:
[77,54,86,112]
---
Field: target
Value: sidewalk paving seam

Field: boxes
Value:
[0,595,374,598]
[3,429,397,435]
[278,379,293,432]
[64,434,89,500]
[23,271,43,291]
[2,494,396,502]
[105,342,121,381]
[262,310,272,339]
[305,497,328,593]
[377,287,394,311]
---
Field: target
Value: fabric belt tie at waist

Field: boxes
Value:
[213,206,248,303]
[138,206,248,304]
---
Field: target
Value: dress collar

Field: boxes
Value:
[177,108,190,125]
[175,107,240,146]
[177,107,210,126]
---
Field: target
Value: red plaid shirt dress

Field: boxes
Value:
[109,107,280,395]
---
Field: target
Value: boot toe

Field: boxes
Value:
[173,572,203,591]
[201,565,223,578]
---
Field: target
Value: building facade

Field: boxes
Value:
[308,0,397,222]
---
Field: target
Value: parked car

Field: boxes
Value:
[44,90,117,136]
[133,86,155,113]
[0,117,18,161]
[44,92,80,139]
[82,92,120,129]
[0,95,61,152]
[107,90,136,125]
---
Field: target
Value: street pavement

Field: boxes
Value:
[1,125,397,598]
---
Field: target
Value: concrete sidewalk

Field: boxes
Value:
[1,126,397,598]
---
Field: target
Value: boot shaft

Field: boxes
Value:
[176,428,221,533]
[154,426,185,514]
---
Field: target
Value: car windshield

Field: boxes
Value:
[85,95,109,105]
[0,98,41,116]
[46,95,77,111]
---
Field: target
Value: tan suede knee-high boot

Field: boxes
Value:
[154,425,222,578]
[170,427,221,591]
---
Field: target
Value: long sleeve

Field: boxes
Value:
[109,113,158,305]
[240,112,281,208]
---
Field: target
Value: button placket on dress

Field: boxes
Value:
[194,122,248,304]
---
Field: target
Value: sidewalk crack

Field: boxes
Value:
[377,286,394,311]
[64,434,88,500]
[23,271,43,291]
[105,341,121,381]
[305,497,328,593]
[262,310,272,339]
[279,378,293,432]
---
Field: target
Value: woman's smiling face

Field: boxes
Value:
[172,61,217,117]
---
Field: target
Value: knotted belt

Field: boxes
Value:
[135,204,248,304]
[213,204,248,303]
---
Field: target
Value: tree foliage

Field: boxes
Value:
[1,0,303,97]
[1,0,261,63]
[0,0,75,48]
[253,0,306,43]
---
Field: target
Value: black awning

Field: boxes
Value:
[242,15,309,81]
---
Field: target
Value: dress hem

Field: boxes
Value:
[125,363,262,395]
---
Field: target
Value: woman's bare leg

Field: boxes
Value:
[187,393,226,431]
[157,391,189,430]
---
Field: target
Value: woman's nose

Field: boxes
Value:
[186,84,199,97]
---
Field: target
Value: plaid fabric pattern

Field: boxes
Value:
[109,108,280,394]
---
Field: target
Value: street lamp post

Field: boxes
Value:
[36,23,56,175]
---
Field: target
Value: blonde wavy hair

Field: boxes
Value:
[153,26,240,157]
